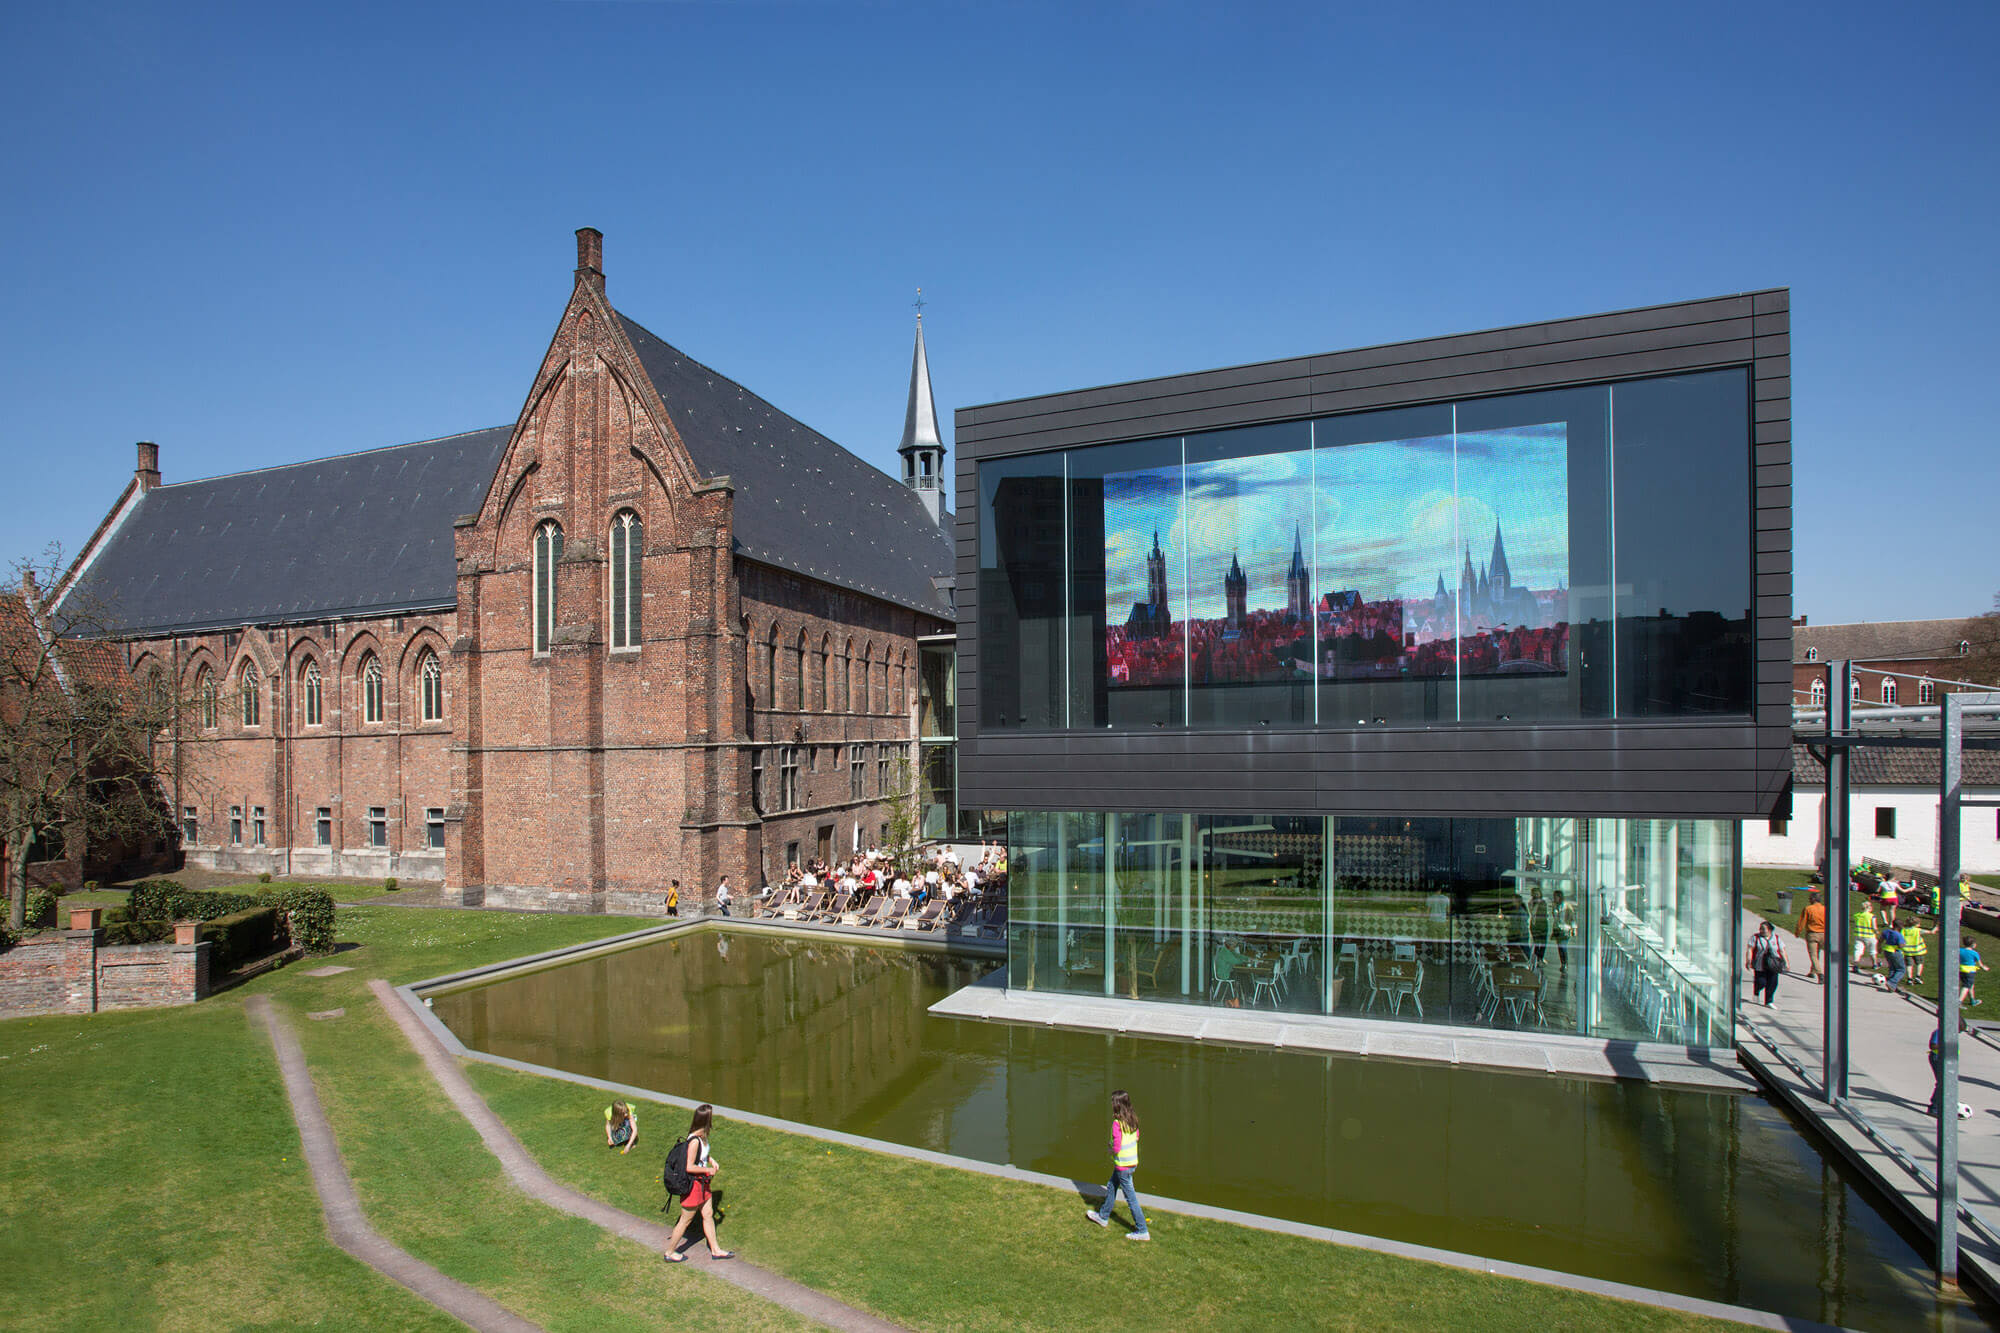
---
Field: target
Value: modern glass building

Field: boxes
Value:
[953,293,1793,1052]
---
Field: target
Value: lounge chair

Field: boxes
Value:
[785,890,825,921]
[817,890,852,921]
[909,899,947,931]
[757,887,795,919]
[878,897,911,928]
[846,894,886,926]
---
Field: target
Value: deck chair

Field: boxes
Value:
[910,900,947,931]
[878,897,911,928]
[845,893,886,926]
[817,890,852,921]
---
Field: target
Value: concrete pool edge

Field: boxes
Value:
[930,971,1761,1093]
[392,963,1842,1331]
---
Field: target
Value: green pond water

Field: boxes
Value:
[431,927,1993,1332]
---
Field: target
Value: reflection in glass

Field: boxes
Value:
[1073,438,1184,729]
[977,454,1066,730]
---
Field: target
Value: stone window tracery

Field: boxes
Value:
[302,661,322,727]
[533,520,563,654]
[420,651,444,722]
[362,656,385,723]
[609,510,643,651]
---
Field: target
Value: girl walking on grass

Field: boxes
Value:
[663,1104,733,1262]
[1084,1089,1149,1241]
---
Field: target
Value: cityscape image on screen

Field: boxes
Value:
[1104,424,1571,690]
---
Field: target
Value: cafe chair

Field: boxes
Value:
[1364,957,1387,1012]
[1393,938,1418,962]
[1210,953,1241,1004]
[1336,941,1361,989]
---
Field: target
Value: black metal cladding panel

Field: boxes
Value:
[954,289,1792,820]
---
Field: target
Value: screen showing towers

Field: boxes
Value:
[1104,424,1570,690]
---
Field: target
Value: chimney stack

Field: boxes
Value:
[575,228,604,292]
[135,441,161,491]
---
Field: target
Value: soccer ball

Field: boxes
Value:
[1960,1103,1975,1120]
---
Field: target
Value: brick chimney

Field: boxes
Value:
[135,441,160,491]
[575,228,604,293]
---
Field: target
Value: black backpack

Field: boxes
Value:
[662,1138,693,1200]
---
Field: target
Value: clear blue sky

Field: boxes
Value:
[2,1,1993,624]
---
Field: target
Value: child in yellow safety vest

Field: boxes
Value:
[1084,1089,1149,1240]
[1851,904,1878,975]
[1904,917,1934,985]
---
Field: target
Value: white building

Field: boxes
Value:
[1745,743,2000,875]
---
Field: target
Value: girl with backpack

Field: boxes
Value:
[1747,920,1786,1006]
[1083,1089,1150,1241]
[663,1104,733,1262]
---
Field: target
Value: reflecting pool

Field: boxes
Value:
[430,929,1991,1332]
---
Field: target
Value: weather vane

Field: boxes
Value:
[913,287,926,317]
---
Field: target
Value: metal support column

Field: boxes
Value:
[1825,660,1852,1103]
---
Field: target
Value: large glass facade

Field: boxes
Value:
[1007,810,1738,1048]
[977,368,1752,731]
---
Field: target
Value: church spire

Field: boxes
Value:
[898,292,947,526]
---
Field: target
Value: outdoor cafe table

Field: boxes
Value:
[1492,964,1543,1024]
[1365,958,1422,1012]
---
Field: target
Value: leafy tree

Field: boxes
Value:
[880,749,926,876]
[0,549,184,930]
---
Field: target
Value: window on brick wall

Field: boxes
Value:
[779,746,801,811]
[1881,677,1898,705]
[241,670,260,727]
[362,656,384,723]
[785,840,800,870]
[197,668,217,729]
[609,510,643,651]
[229,806,243,845]
[302,660,322,726]
[419,651,444,721]
[315,808,332,847]
[850,747,866,800]
[368,807,388,848]
[252,806,266,845]
[1921,680,1937,705]
[182,806,198,845]
[1810,679,1826,709]
[1875,806,1896,838]
[534,520,563,655]
[426,807,445,849]
[877,744,890,798]
[750,749,765,815]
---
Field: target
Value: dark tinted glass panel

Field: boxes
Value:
[1454,385,1612,724]
[978,454,1066,730]
[1184,422,1315,728]
[1312,403,1456,728]
[1072,436,1184,729]
[1610,369,1753,716]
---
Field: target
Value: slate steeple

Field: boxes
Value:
[898,293,948,527]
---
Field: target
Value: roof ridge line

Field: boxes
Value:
[146,425,513,491]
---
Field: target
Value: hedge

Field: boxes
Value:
[199,905,280,974]
[127,881,336,956]
[23,889,56,930]
[128,880,259,923]
[264,887,336,955]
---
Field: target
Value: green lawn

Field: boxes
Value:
[1744,866,1999,1005]
[1,901,1750,1332]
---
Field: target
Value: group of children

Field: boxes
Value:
[1790,882,1988,1004]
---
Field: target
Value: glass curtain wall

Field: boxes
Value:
[1007,811,1739,1048]
[977,368,1753,732]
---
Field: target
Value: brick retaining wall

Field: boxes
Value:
[0,926,209,1018]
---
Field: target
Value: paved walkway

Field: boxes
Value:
[247,995,545,1333]
[368,979,906,1333]
[1735,908,2000,1289]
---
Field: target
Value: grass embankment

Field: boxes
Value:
[1743,867,2000,1005]
[3,902,1748,1331]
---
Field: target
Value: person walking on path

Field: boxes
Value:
[1878,919,1907,994]
[1084,1089,1150,1241]
[1851,900,1879,978]
[1906,917,1935,986]
[1961,941,1988,1008]
[605,1101,639,1154]
[1746,920,1787,1007]
[663,1104,733,1262]
[715,876,733,918]
[666,880,680,918]
[1796,891,1829,982]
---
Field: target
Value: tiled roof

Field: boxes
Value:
[1793,618,1985,665]
[62,428,512,636]
[1791,742,2000,787]
[619,314,954,620]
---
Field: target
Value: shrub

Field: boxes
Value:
[384,876,399,892]
[129,881,258,924]
[83,880,99,891]
[200,905,280,973]
[263,886,337,955]
[101,919,174,947]
[258,872,272,884]
[23,889,57,930]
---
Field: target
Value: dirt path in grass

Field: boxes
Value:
[368,979,908,1333]
[247,994,545,1333]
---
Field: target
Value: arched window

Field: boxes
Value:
[533,520,563,654]
[1850,677,1861,703]
[861,644,874,713]
[608,510,642,650]
[302,661,322,726]
[821,635,834,711]
[764,625,779,709]
[419,651,444,721]
[196,668,217,729]
[362,656,385,723]
[1804,647,1818,663]
[1920,679,1936,705]
[146,666,166,712]
[1881,677,1897,705]
[842,640,855,712]
[1960,640,1972,656]
[793,629,808,711]
[1809,678,1826,709]
[240,668,260,727]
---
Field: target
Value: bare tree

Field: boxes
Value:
[881,750,927,876]
[0,548,181,930]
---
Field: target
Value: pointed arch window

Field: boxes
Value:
[861,644,874,713]
[1881,677,1898,706]
[362,656,385,724]
[1850,677,1861,704]
[609,510,643,651]
[1809,678,1826,709]
[794,630,808,711]
[1920,679,1936,705]
[420,651,444,722]
[821,635,834,712]
[765,625,780,709]
[842,641,855,712]
[240,668,260,727]
[533,520,563,655]
[197,668,217,730]
[302,661,323,727]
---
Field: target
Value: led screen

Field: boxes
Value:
[1103,424,1571,692]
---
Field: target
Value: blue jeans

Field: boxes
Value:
[1885,956,1907,988]
[1093,1168,1147,1234]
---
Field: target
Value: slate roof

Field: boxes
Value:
[63,428,512,637]
[1794,618,1984,665]
[1791,742,2000,788]
[619,314,954,620]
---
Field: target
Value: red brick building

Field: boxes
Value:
[57,231,954,909]
[1790,616,1996,712]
